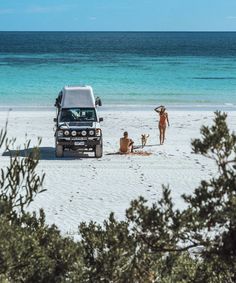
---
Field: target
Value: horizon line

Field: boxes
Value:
[1,30,236,33]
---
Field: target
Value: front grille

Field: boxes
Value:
[68,122,93,127]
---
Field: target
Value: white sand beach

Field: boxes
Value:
[0,109,235,236]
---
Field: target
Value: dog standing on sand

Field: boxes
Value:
[141,134,149,148]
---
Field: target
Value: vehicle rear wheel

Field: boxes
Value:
[95,144,103,158]
[55,144,64,158]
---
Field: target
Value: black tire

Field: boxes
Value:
[55,144,64,158]
[95,144,103,158]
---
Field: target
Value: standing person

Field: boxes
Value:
[154,105,170,145]
[120,131,134,153]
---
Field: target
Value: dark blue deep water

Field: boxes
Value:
[0,32,236,107]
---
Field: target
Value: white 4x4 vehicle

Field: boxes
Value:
[54,86,103,158]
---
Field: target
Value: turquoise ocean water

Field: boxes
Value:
[0,32,236,109]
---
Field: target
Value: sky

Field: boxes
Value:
[0,0,236,31]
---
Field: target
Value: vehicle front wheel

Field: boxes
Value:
[55,144,64,158]
[95,144,103,158]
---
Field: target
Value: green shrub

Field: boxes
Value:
[0,112,235,282]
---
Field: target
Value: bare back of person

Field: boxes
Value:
[120,131,134,153]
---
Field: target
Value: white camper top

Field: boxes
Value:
[61,86,95,108]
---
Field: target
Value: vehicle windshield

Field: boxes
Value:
[60,108,97,122]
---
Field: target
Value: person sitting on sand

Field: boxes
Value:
[120,131,134,153]
[154,105,170,145]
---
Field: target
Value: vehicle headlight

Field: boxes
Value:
[96,129,101,136]
[81,130,87,136]
[64,130,70,136]
[89,130,94,136]
[57,130,63,137]
[71,130,77,136]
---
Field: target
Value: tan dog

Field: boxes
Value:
[141,134,150,148]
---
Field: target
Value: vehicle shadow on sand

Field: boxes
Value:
[2,147,94,160]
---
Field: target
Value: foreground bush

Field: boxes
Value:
[0,112,235,282]
[0,130,83,282]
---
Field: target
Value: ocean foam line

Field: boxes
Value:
[0,103,235,112]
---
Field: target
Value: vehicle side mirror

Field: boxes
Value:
[99,117,103,122]
[53,118,57,123]
[95,97,102,107]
